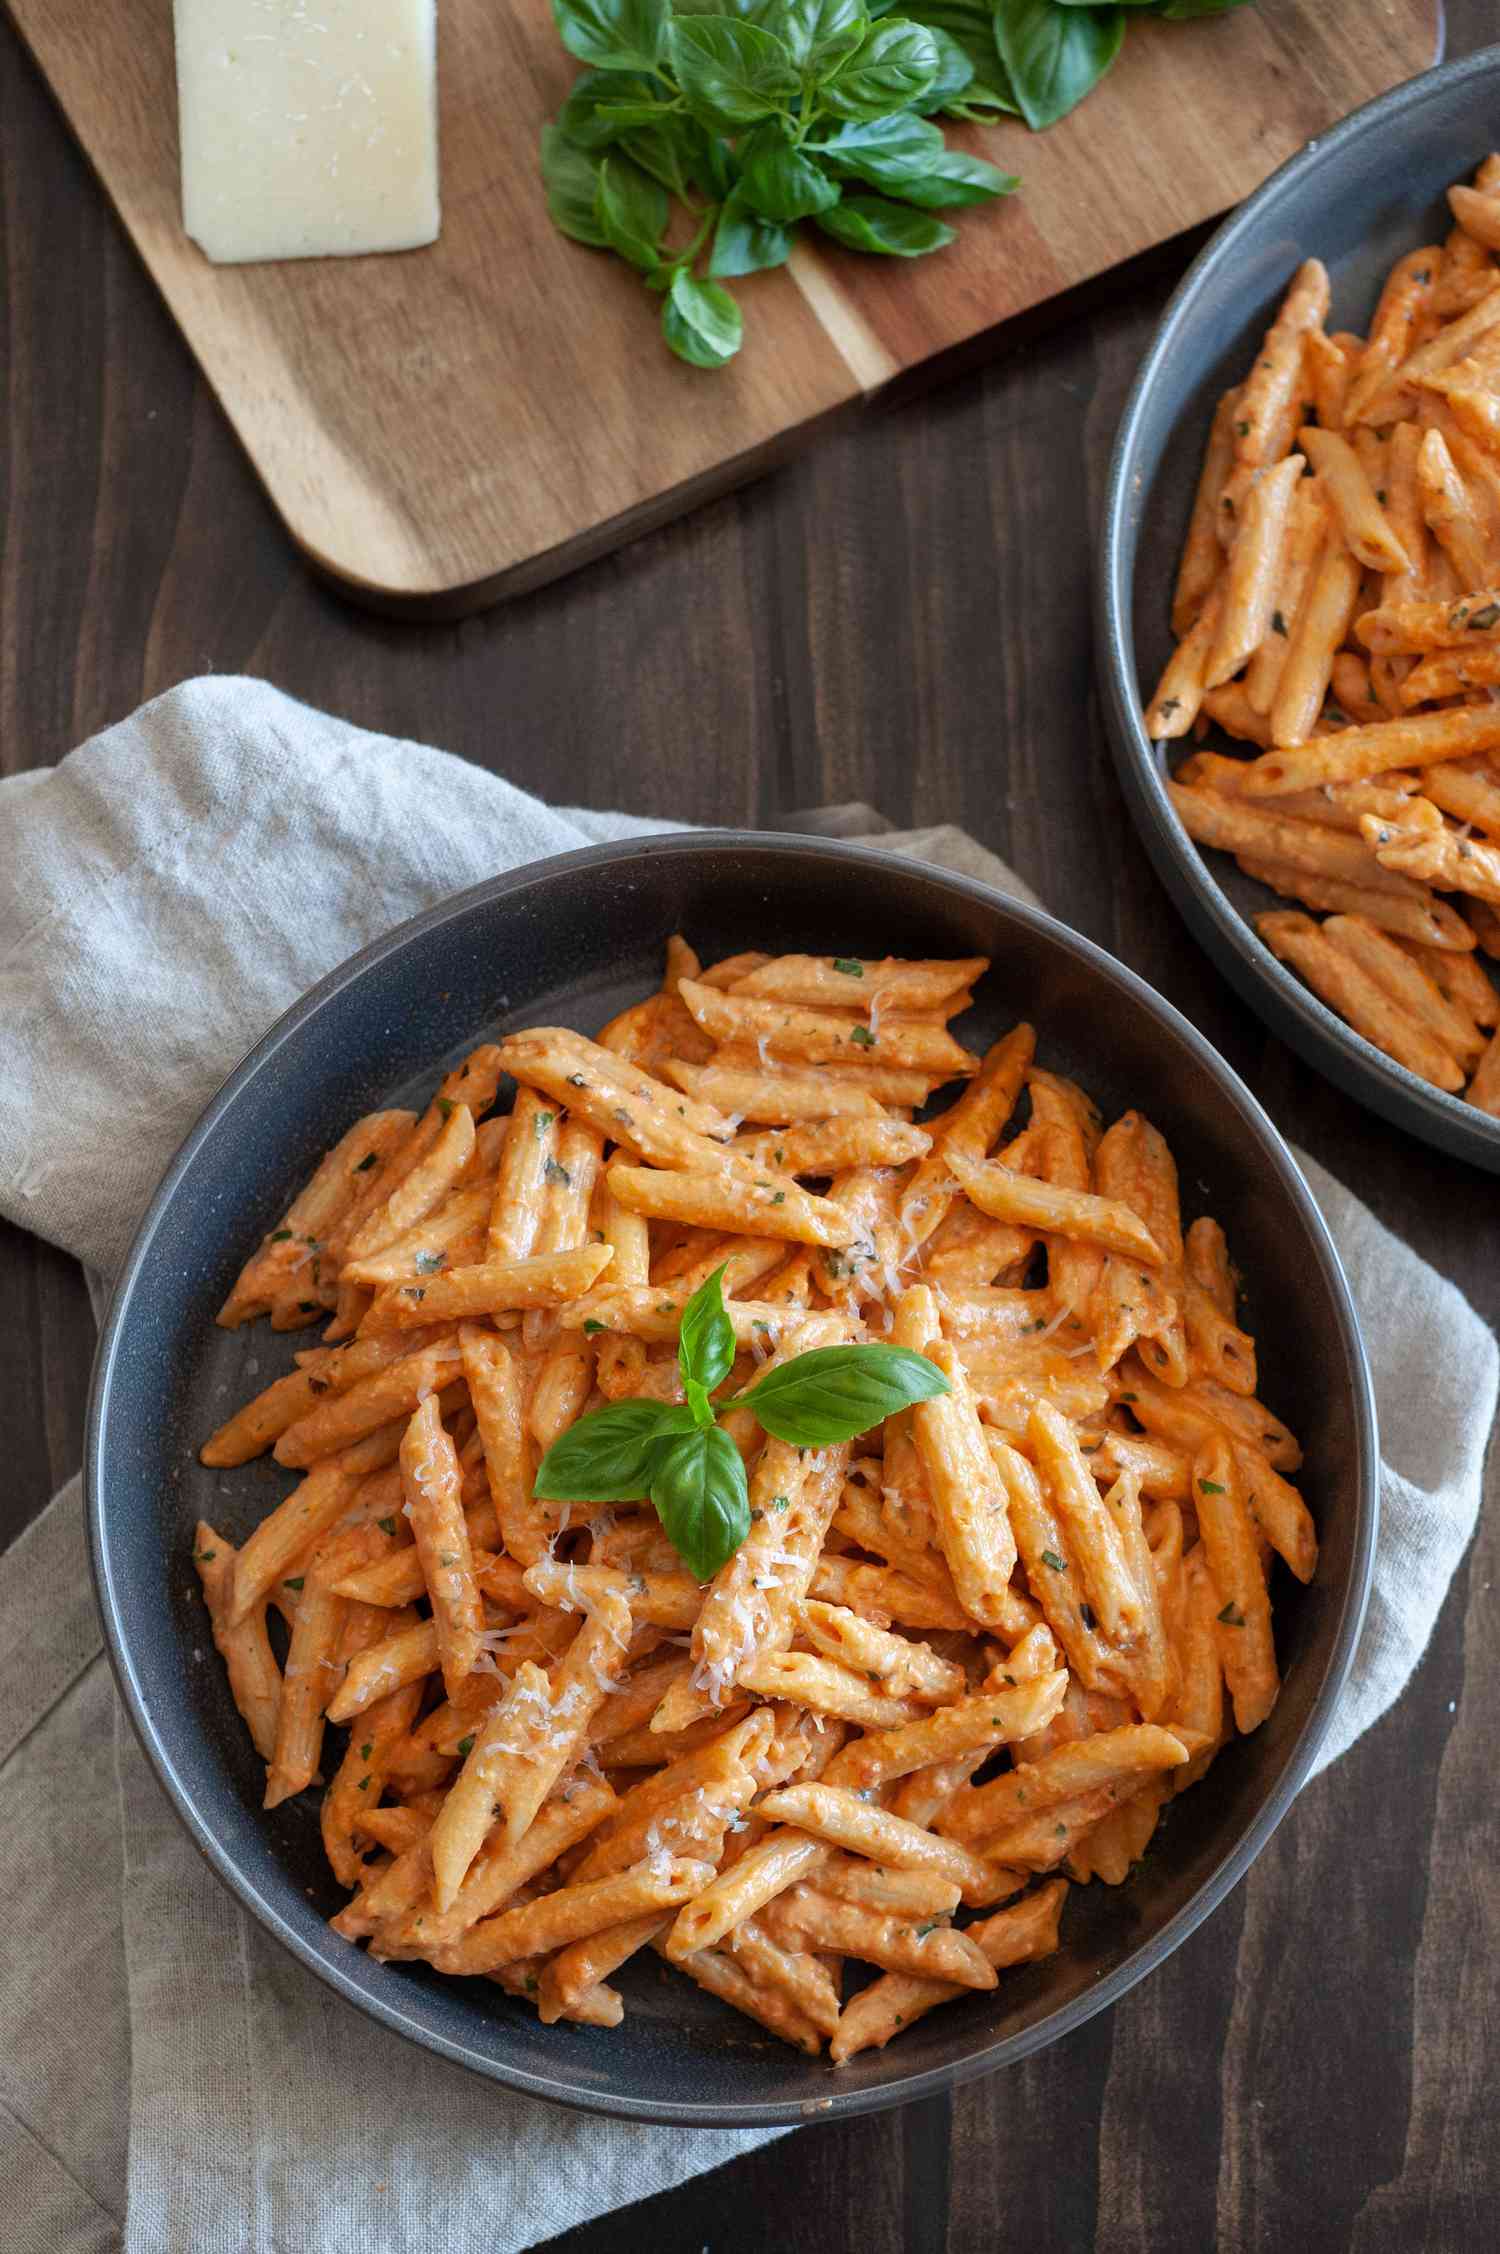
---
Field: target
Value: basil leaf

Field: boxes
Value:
[668,17,800,127]
[709,188,795,276]
[993,0,1124,130]
[594,152,671,272]
[678,1262,737,1394]
[900,4,1018,115]
[683,119,737,199]
[650,1424,751,1579]
[620,119,699,198]
[550,0,670,73]
[736,1342,950,1443]
[541,128,609,247]
[557,70,673,148]
[738,123,843,222]
[777,0,869,71]
[534,1397,694,1501]
[880,147,1018,206]
[662,269,745,366]
[815,195,956,256]
[815,109,947,186]
[912,25,976,110]
[820,20,940,117]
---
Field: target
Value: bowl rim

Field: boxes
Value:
[86,828,1379,2126]
[1096,42,1500,1175]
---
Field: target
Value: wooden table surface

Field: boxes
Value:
[3,10,1496,2249]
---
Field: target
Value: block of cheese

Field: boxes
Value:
[174,1,440,264]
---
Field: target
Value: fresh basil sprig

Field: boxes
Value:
[541,0,1018,368]
[532,1262,949,1578]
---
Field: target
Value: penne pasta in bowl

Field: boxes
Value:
[88,834,1375,2122]
[1101,46,1500,1170]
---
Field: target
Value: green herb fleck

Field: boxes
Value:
[1217,1602,1246,1627]
[378,1516,397,1536]
[833,958,864,978]
[1041,1550,1067,1573]
[1199,1478,1227,1495]
[355,1150,379,1172]
[583,1318,606,1337]
[269,1228,293,1243]
[850,1025,876,1048]
[457,1734,476,1756]
[283,1576,305,1592]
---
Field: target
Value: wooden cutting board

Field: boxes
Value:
[6,0,1440,613]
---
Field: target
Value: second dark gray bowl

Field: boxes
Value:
[1098,45,1500,1174]
[88,832,1376,2124]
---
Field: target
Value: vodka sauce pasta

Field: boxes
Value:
[1149,153,1500,1115]
[194,938,1314,2061]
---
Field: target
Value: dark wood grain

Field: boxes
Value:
[3,10,1497,2249]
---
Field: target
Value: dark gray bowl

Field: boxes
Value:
[1099,45,1500,1175]
[87,832,1376,2126]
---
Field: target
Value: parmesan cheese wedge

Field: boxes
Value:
[173,1,441,264]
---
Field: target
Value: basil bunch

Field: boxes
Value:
[533,1263,949,1577]
[541,0,1020,368]
[541,2,1255,362]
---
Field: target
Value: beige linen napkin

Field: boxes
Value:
[0,679,1494,2254]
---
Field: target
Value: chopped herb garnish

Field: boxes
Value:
[1041,1550,1067,1573]
[355,1151,379,1172]
[833,958,864,978]
[544,1158,573,1187]
[583,1318,606,1337]
[1199,1478,1227,1495]
[269,1228,293,1243]
[378,1516,397,1536]
[771,1191,786,1205]
[913,1920,940,1939]
[457,1734,475,1756]
[283,1576,304,1591]
[1054,1822,1068,1838]
[849,1025,876,1049]
[1235,419,1250,437]
[436,1097,454,1120]
[414,1249,446,1276]
[356,1776,370,1791]
[1272,609,1288,636]
[194,1547,217,1561]
[770,1496,790,1511]
[1470,601,1500,631]
[1217,1601,1246,1627]
[360,1743,373,1761]
[535,1110,556,1136]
